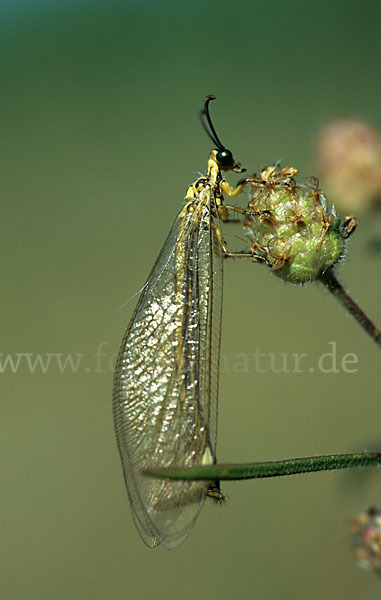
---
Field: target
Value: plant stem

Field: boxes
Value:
[143,451,381,481]
[319,268,381,349]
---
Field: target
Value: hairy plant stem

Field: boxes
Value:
[144,451,381,481]
[319,268,381,349]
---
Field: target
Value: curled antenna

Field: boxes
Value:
[199,95,225,149]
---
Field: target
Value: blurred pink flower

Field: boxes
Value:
[351,505,381,575]
[317,119,381,213]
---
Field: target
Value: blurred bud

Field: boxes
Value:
[317,119,381,214]
[243,165,352,284]
[351,505,381,575]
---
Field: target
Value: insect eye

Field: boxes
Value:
[216,148,234,167]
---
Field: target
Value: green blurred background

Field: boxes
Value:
[2,1,381,598]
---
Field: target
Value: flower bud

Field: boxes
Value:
[243,165,354,284]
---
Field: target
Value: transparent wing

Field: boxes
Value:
[113,189,223,549]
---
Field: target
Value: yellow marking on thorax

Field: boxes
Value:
[180,150,221,214]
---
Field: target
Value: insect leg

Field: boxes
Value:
[213,221,268,263]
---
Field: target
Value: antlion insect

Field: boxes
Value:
[112,96,255,549]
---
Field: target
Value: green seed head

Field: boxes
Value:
[244,165,353,284]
